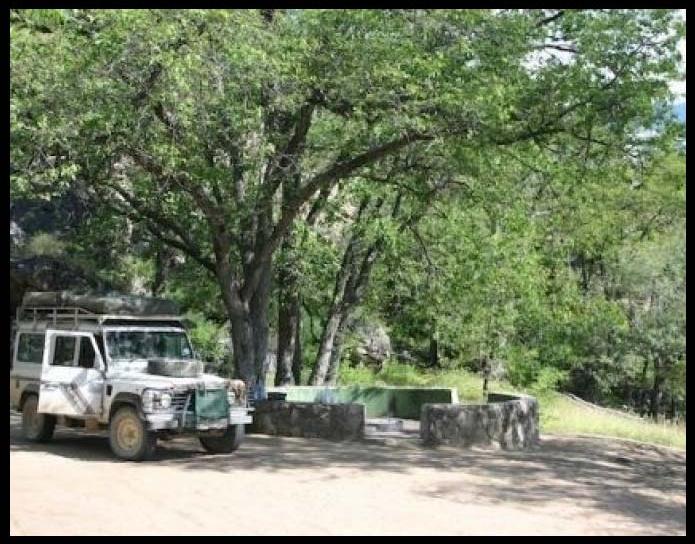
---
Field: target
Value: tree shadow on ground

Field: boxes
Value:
[10,410,685,534]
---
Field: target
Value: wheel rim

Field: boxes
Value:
[24,400,41,437]
[116,417,141,452]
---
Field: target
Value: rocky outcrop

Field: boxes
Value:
[10,256,99,318]
[420,393,539,450]
[349,322,392,365]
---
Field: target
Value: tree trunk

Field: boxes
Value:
[325,314,349,386]
[311,195,403,385]
[310,307,345,385]
[312,242,380,385]
[276,261,300,385]
[152,244,167,295]
[650,358,663,421]
[228,307,257,388]
[276,164,308,386]
[216,239,272,396]
[251,257,272,388]
[429,334,439,368]
[292,313,303,385]
[308,201,369,385]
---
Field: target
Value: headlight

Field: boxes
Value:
[142,389,156,412]
[142,389,174,412]
[159,392,172,409]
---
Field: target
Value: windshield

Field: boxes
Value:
[105,330,194,361]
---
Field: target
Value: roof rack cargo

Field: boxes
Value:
[18,292,182,325]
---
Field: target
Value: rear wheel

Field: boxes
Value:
[21,395,55,442]
[109,406,157,461]
[199,424,245,453]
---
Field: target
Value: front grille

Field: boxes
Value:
[171,390,194,413]
[170,388,230,413]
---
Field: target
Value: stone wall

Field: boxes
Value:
[420,393,539,450]
[266,386,458,419]
[249,400,365,441]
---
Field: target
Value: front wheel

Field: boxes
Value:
[199,424,245,454]
[109,406,157,461]
[21,395,56,442]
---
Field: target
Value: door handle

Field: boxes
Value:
[41,382,61,390]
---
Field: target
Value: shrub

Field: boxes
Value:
[26,232,65,257]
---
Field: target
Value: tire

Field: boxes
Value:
[109,406,157,461]
[199,424,245,454]
[21,395,56,442]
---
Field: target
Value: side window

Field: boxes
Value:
[77,338,97,369]
[52,336,77,367]
[16,333,45,364]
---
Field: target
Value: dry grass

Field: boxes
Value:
[540,393,686,449]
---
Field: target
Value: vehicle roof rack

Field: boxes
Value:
[16,306,101,327]
[17,292,185,327]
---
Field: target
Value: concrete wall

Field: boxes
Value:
[420,393,539,450]
[249,400,365,441]
[266,385,458,419]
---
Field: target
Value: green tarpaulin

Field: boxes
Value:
[195,388,229,422]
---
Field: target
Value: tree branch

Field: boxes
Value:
[127,147,235,243]
[240,131,433,301]
[536,10,565,28]
[106,182,216,272]
[532,43,578,54]
[256,100,317,222]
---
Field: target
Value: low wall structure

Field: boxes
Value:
[420,393,539,450]
[249,400,366,441]
[266,385,458,419]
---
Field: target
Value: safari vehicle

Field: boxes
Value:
[10,291,252,461]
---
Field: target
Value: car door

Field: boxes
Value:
[38,330,105,417]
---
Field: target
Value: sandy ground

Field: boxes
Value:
[9,410,685,536]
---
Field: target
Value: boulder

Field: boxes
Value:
[350,321,392,365]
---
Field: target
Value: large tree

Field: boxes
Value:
[11,9,683,392]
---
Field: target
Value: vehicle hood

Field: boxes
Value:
[107,364,227,390]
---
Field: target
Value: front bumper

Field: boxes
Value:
[146,406,253,431]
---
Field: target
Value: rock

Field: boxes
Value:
[10,256,101,319]
[350,321,392,365]
[470,356,507,381]
[10,220,25,250]
[396,350,417,363]
[488,359,507,381]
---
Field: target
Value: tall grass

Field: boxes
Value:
[540,393,686,449]
[338,362,686,449]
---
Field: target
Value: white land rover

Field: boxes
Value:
[10,291,253,461]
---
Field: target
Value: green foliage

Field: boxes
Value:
[377,362,429,386]
[530,367,569,395]
[10,9,685,411]
[185,311,228,365]
[25,232,65,257]
[505,346,542,388]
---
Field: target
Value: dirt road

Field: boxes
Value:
[9,410,685,535]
